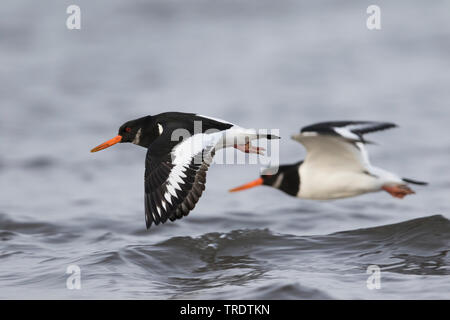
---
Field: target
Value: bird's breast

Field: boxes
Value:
[298,164,380,199]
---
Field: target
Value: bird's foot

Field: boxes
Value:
[234,143,265,155]
[382,184,415,199]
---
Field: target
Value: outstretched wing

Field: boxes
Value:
[300,121,397,143]
[144,133,220,229]
[292,121,397,171]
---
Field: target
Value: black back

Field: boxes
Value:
[148,112,233,156]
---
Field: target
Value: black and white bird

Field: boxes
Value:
[230,121,427,199]
[91,112,277,229]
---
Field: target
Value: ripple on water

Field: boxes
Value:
[1,213,448,298]
[0,213,80,243]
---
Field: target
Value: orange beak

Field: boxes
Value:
[229,177,263,192]
[90,135,122,153]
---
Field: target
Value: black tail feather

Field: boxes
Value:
[402,178,428,186]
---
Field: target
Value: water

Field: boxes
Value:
[1,0,449,299]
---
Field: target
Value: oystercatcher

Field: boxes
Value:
[91,112,278,228]
[230,121,427,199]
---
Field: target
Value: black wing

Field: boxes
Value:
[144,145,215,229]
[300,121,397,143]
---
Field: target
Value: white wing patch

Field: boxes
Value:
[162,132,222,207]
[333,127,360,141]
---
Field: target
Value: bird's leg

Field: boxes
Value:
[234,142,265,155]
[382,184,415,199]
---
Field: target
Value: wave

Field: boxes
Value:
[104,215,449,298]
[1,213,448,298]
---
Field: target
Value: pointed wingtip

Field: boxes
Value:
[145,212,152,229]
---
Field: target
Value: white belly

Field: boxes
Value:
[298,165,381,200]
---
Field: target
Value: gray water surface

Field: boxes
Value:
[1,0,449,299]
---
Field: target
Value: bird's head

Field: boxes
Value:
[90,115,159,152]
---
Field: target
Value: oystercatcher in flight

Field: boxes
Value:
[91,112,278,229]
[230,121,427,199]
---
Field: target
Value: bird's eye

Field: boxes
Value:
[125,127,131,133]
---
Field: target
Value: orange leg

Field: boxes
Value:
[382,185,415,199]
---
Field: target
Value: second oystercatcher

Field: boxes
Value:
[91,112,278,229]
[230,121,427,199]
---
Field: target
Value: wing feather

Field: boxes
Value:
[144,133,220,229]
[300,121,397,143]
[293,121,396,172]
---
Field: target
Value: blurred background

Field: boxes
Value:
[0,0,449,299]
